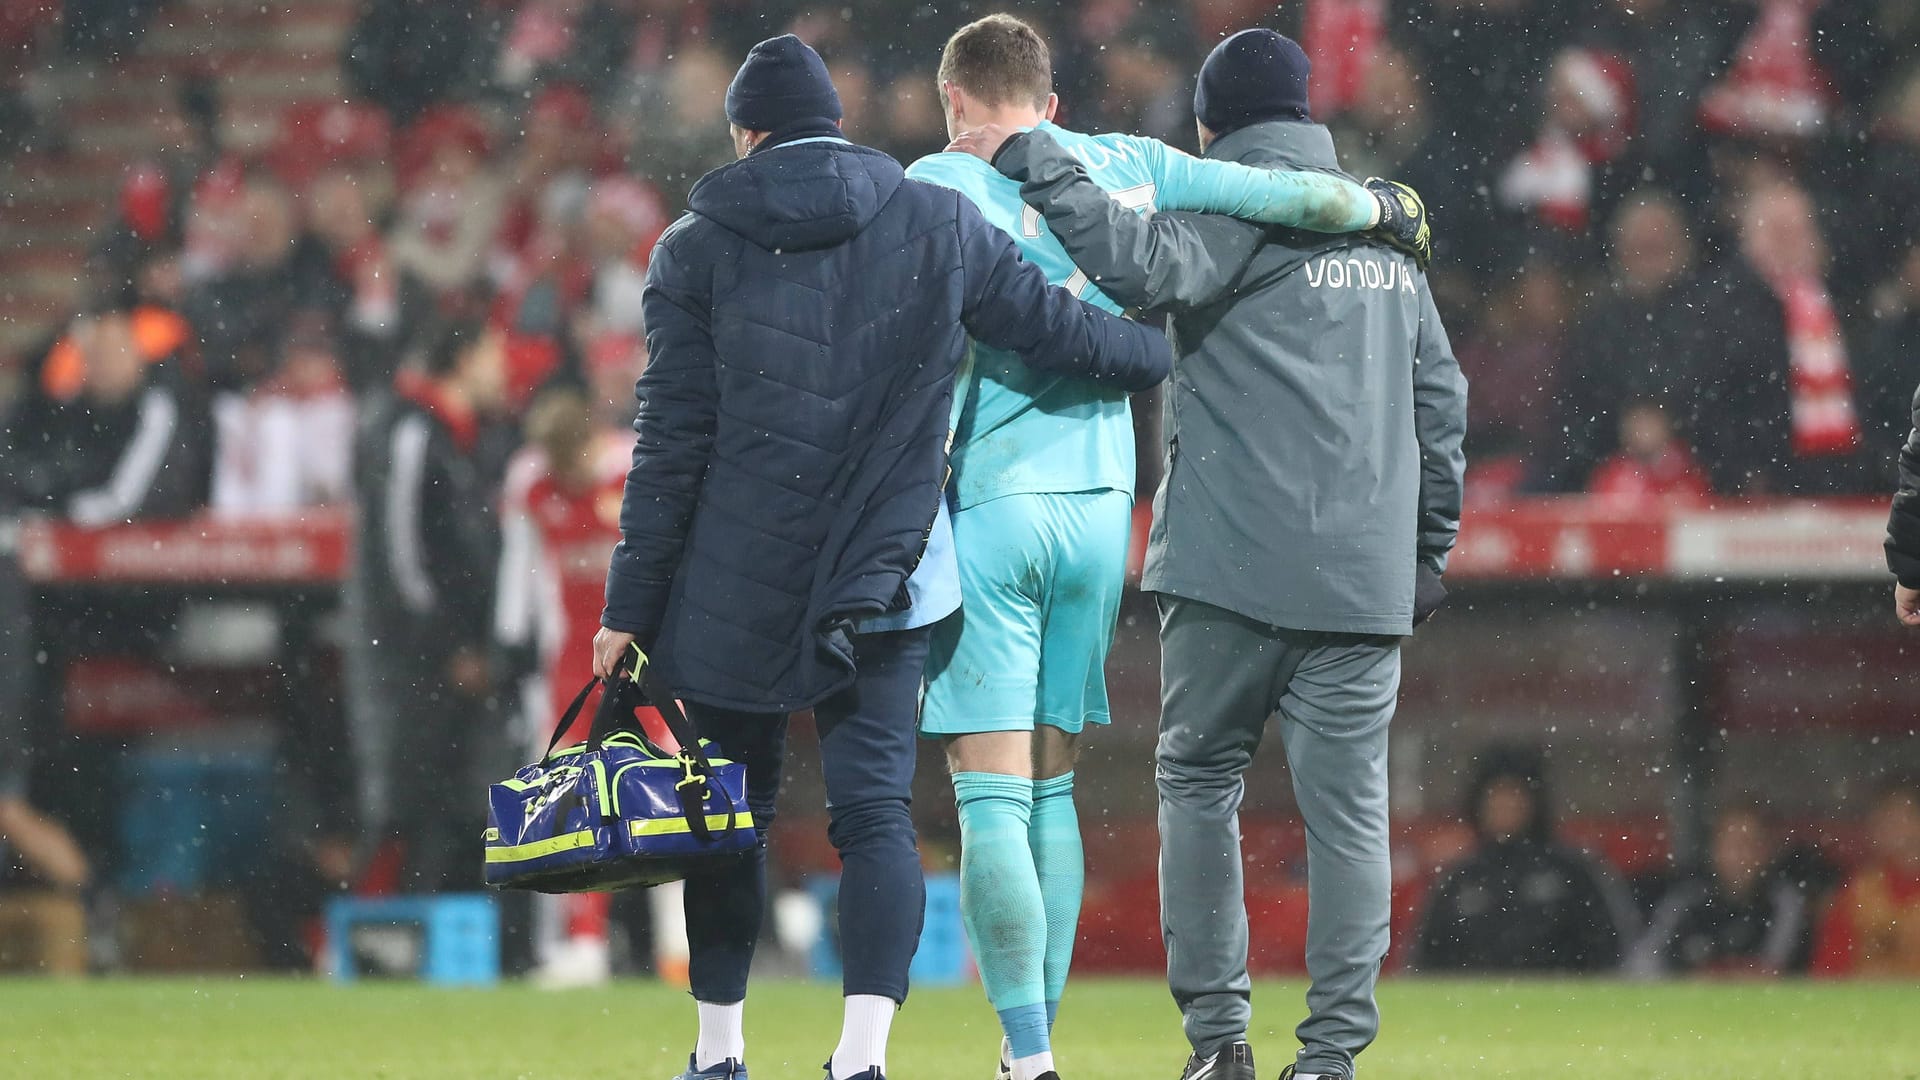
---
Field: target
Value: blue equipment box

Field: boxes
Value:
[324,894,499,986]
[808,871,971,987]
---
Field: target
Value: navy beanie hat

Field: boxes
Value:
[1194,29,1312,136]
[725,34,843,132]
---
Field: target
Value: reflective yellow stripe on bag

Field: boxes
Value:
[629,813,754,838]
[484,829,598,863]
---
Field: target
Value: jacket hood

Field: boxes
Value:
[1205,119,1346,176]
[688,137,904,253]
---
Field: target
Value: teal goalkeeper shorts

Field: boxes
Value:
[920,489,1132,736]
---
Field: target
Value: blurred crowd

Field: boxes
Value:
[1410,747,1920,977]
[8,0,1920,514]
[3,0,1920,976]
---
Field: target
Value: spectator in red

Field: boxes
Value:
[1587,402,1712,505]
[388,110,507,298]
[1627,805,1812,976]
[494,377,676,987]
[1540,192,1702,490]
[1497,47,1638,242]
[1813,781,1920,976]
[1684,179,1864,495]
[1699,0,1842,142]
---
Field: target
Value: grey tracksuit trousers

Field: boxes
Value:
[1156,595,1399,1078]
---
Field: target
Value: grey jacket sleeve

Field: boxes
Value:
[995,130,1265,313]
[1887,382,1920,587]
[1413,284,1468,572]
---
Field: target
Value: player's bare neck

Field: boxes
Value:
[963,104,1046,133]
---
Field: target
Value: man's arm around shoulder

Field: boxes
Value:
[996,128,1265,313]
[949,190,1169,391]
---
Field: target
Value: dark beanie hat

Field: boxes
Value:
[725,34,843,132]
[1193,29,1312,136]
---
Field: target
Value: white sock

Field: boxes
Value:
[830,994,896,1078]
[694,1000,745,1070]
[1011,1051,1056,1080]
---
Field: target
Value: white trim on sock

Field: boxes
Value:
[695,1000,745,1070]
[831,994,896,1079]
[1011,1051,1056,1080]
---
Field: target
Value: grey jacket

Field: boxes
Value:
[996,121,1468,635]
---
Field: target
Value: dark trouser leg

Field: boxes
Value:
[1155,595,1295,1057]
[1280,636,1397,1078]
[816,627,930,1003]
[679,703,788,1004]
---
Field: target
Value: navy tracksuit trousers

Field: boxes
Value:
[681,626,929,1004]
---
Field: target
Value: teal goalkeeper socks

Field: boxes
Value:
[1030,771,1084,1022]
[952,772,1049,1059]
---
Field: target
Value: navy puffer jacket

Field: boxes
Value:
[603,130,1169,711]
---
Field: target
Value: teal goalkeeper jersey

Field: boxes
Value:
[905,120,1375,510]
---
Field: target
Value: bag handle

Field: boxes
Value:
[541,677,604,759]
[591,645,741,844]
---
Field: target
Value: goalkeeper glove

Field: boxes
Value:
[1365,177,1432,270]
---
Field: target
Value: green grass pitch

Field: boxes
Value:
[2,976,1912,1078]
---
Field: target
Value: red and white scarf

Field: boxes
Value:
[1771,273,1860,456]
[1700,0,1839,138]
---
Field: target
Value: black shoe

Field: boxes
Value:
[822,1064,883,1080]
[1181,1041,1254,1080]
[1277,1067,1347,1080]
